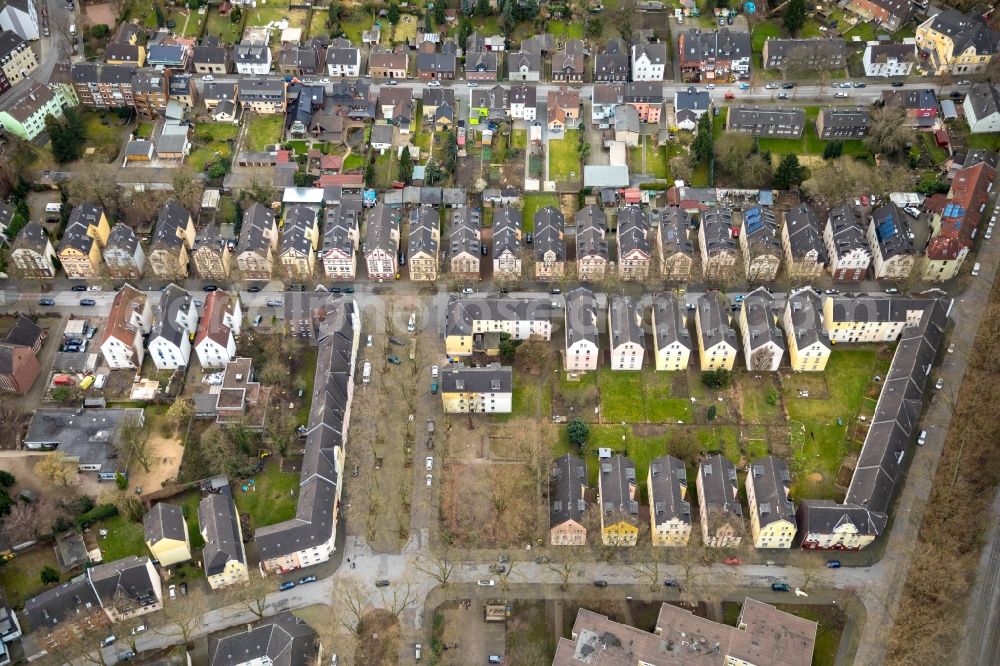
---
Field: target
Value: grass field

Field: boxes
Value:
[294,346,318,426]
[393,13,418,44]
[843,21,878,42]
[629,136,671,179]
[522,193,561,231]
[308,9,330,40]
[344,153,366,171]
[81,112,124,160]
[189,122,239,171]
[234,460,301,528]
[204,6,244,44]
[597,369,690,424]
[756,107,869,157]
[340,12,373,45]
[97,515,147,561]
[548,129,581,181]
[549,22,584,40]
[0,546,62,606]
[511,129,527,149]
[246,114,285,152]
[751,21,781,51]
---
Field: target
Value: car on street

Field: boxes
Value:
[663,579,679,587]
[431,365,439,378]
[782,82,795,89]
[279,581,296,591]
[366,335,373,347]
[935,378,944,390]
[705,83,715,89]
[203,285,218,292]
[593,580,608,587]
[835,92,849,98]
[38,299,56,306]
[253,315,264,327]
[428,80,441,87]
[884,287,899,294]
[387,355,401,365]
[425,456,433,470]
[777,93,789,99]
[343,287,355,293]
[71,285,87,291]
[765,83,779,89]
[853,82,865,88]
[298,575,317,585]
[462,287,475,294]
[771,582,792,592]
[824,288,839,295]
[330,287,342,293]
[179,582,187,595]
[375,579,390,587]
[826,560,842,569]
[247,286,261,293]
[80,299,96,306]
[891,81,904,87]
[972,262,981,276]
[918,430,927,446]
[477,579,496,586]
[117,652,135,663]
[131,625,146,635]
[550,288,561,294]
[425,473,433,486]
[467,81,478,87]
[103,636,117,647]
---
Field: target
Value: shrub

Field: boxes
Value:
[701,369,731,389]
[75,503,118,528]
[567,418,590,447]
[766,388,780,405]
[40,566,60,584]
[0,470,15,488]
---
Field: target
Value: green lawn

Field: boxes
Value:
[294,346,318,426]
[81,111,124,159]
[549,22,584,40]
[511,129,527,150]
[204,6,244,44]
[597,369,691,424]
[97,515,147,562]
[344,154,366,172]
[233,460,301,529]
[548,129,581,181]
[373,151,397,189]
[629,136,670,179]
[340,12,373,45]
[919,131,949,164]
[739,376,783,424]
[178,491,206,549]
[800,18,825,39]
[190,122,239,171]
[561,424,669,503]
[963,131,1000,152]
[843,21,877,42]
[246,114,285,152]
[522,193,560,232]
[691,160,711,187]
[308,10,329,40]
[0,546,62,606]
[135,121,154,140]
[751,21,781,51]
[173,8,206,37]
[756,107,869,157]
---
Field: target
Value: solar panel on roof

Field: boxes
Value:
[878,218,897,240]
[744,207,764,234]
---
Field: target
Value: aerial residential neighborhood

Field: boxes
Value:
[0,0,997,663]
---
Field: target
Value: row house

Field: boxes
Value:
[57,203,110,279]
[547,86,580,133]
[194,290,242,369]
[234,41,271,75]
[824,202,870,281]
[614,104,640,146]
[550,454,588,546]
[746,457,797,549]
[782,204,827,280]
[191,225,232,281]
[727,106,805,137]
[408,207,439,282]
[441,363,513,414]
[609,296,644,371]
[678,29,751,82]
[238,77,287,114]
[370,46,409,80]
[279,38,327,77]
[867,203,915,280]
[695,294,737,372]
[648,455,691,546]
[492,206,522,280]
[816,107,870,139]
[915,8,996,75]
[326,37,361,77]
[417,51,457,80]
[534,206,566,280]
[10,221,55,278]
[623,82,662,123]
[862,41,916,78]
[103,223,144,279]
[236,203,279,280]
[631,41,667,81]
[192,36,232,74]
[783,288,832,372]
[469,85,509,125]
[846,0,910,32]
[739,287,785,372]
[447,207,482,276]
[552,39,585,83]
[148,284,197,370]
[146,43,189,70]
[651,292,691,372]
[70,63,134,110]
[762,38,846,71]
[739,205,782,282]
[594,38,629,83]
[509,84,537,121]
[279,205,320,281]
[699,206,738,280]
[320,196,362,280]
[657,206,695,282]
[965,82,1000,134]
[599,454,640,546]
[591,83,623,127]
[575,205,609,282]
[507,50,541,82]
[697,454,744,548]
[879,88,938,129]
[617,206,652,281]
[565,287,600,372]
[99,284,152,369]
[925,160,996,281]
[148,200,195,279]
[444,295,552,357]
[363,203,400,280]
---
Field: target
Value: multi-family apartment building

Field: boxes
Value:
[617,206,652,281]
[148,284,197,370]
[648,455,691,546]
[697,454,744,548]
[534,206,566,280]
[550,454,588,546]
[762,38,846,71]
[651,292,691,372]
[148,200,195,280]
[695,294,738,371]
[867,203,915,280]
[194,290,242,369]
[783,289,832,372]
[739,287,785,371]
[103,223,144,279]
[199,490,250,590]
[824,202,871,281]
[747,456,797,549]
[10,221,55,278]
[440,363,513,414]
[727,106,805,137]
[699,206,738,280]
[565,287,599,372]
[598,454,640,546]
[445,296,552,356]
[279,205,320,281]
[608,296,644,371]
[657,206,695,282]
[99,284,153,369]
[236,203,279,280]
[363,203,400,280]
[492,206,522,280]
[782,204,827,279]
[740,205,782,282]
[575,205,609,282]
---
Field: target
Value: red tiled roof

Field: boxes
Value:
[320,154,344,171]
[194,290,235,348]
[927,161,996,260]
[317,174,364,187]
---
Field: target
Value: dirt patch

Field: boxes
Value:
[127,434,183,494]
[83,3,117,28]
[355,610,400,666]
[441,461,539,548]
[807,472,823,482]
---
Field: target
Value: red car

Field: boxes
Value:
[724,91,735,100]
[725,557,741,565]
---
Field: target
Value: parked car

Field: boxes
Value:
[80,299,96,306]
[781,82,795,89]
[366,335,374,347]
[298,575,317,585]
[253,315,264,326]
[343,287,355,293]
[247,285,261,293]
[387,355,401,365]
[884,287,899,294]
[777,93,789,100]
[388,336,405,346]
[71,285,87,291]
[771,582,792,592]
[477,579,496,587]
[826,560,842,569]
[431,365,439,378]
[179,582,187,596]
[428,80,441,87]
[824,288,839,295]
[375,579,390,587]
[917,430,927,446]
[765,83,779,89]
[426,456,434,470]
[835,92,849,98]
[38,299,56,306]
[117,652,135,663]
[203,285,218,292]
[934,378,944,390]
[663,579,679,587]
[168,585,176,600]
[426,473,433,486]
[279,581,296,591]
[853,82,866,88]
[330,287,342,294]
[462,287,475,295]
[593,580,608,587]
[891,81,904,87]
[724,557,741,565]
[102,636,117,647]
[947,343,955,353]
[131,625,146,635]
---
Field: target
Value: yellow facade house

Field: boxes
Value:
[57,203,110,279]
[783,289,832,372]
[694,294,738,371]
[647,455,691,546]
[599,454,640,546]
[746,457,796,549]
[148,200,196,279]
[143,502,192,566]
[199,492,250,590]
[915,9,995,76]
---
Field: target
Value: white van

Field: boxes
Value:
[917,430,927,446]
[972,262,981,276]
[362,361,372,384]
[69,23,76,35]
[45,202,62,213]
[94,373,107,389]
[407,313,416,333]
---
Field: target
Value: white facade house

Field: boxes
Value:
[608,296,645,371]
[0,0,38,42]
[147,284,198,370]
[565,287,600,371]
[325,40,361,77]
[194,290,243,369]
[964,83,1000,134]
[509,85,537,122]
[99,285,153,369]
[234,42,272,75]
[862,41,916,77]
[631,43,666,81]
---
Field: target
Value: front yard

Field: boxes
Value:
[245,114,285,152]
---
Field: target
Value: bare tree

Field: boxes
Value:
[34,455,78,487]
[375,580,419,618]
[2,501,37,545]
[496,560,523,592]
[226,575,272,620]
[625,559,662,591]
[332,579,371,637]
[116,413,153,473]
[548,553,583,590]
[155,593,205,646]
[750,347,776,372]
[414,549,457,587]
[171,168,205,212]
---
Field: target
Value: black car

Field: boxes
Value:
[343,287,355,293]
[38,299,56,306]
[247,286,261,293]
[203,285,219,292]
[179,582,187,595]
[480,244,488,256]
[525,233,533,244]
[950,91,963,99]
[71,285,87,292]
[891,81,904,87]
[781,83,795,89]
[388,336,405,346]
[375,579,390,587]
[593,580,608,587]
[330,287,342,293]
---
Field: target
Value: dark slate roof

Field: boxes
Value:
[534,206,565,262]
[796,499,884,540]
[143,502,186,545]
[575,205,608,261]
[440,362,512,393]
[59,203,104,255]
[4,314,42,347]
[787,289,829,352]
[827,203,868,254]
[743,287,785,353]
[609,296,643,348]
[593,83,624,105]
[12,221,50,254]
[623,81,663,103]
[408,206,438,257]
[363,203,399,254]
[281,205,317,257]
[648,455,690,525]
[828,296,910,324]
[600,454,639,520]
[550,454,587,527]
[632,41,667,65]
[507,50,541,74]
[239,203,276,253]
[701,206,735,257]
[764,37,846,58]
[235,42,269,64]
[322,196,362,256]
[617,206,650,257]
[881,88,938,111]
[748,457,795,528]
[680,29,751,62]
[652,292,690,351]
[416,52,457,74]
[150,284,193,347]
[820,106,869,129]
[208,612,317,666]
[448,207,481,258]
[965,82,1000,123]
[924,9,998,57]
[870,203,914,260]
[698,454,742,515]
[152,200,191,249]
[657,207,694,256]
[675,87,710,112]
[446,296,550,336]
[697,294,736,351]
[493,206,521,257]
[199,490,245,576]
[89,556,159,609]
[866,42,916,64]
[784,204,826,262]
[105,222,140,254]
[194,36,228,64]
[565,286,599,348]
[25,577,99,631]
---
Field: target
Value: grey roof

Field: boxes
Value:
[866,42,916,64]
[470,85,509,116]
[924,9,998,57]
[787,289,829,352]
[25,576,100,631]
[239,203,276,253]
[565,286,599,348]
[699,454,742,516]
[152,200,192,249]
[448,207,480,259]
[652,292,690,351]
[657,207,694,257]
[89,555,158,610]
[105,42,142,63]
[143,502,186,546]
[255,301,357,560]
[193,37,228,64]
[675,87,710,113]
[363,203,399,254]
[697,295,736,351]
[749,457,795,527]
[203,81,237,104]
[440,362,512,394]
[648,455,691,525]
[784,204,826,262]
[743,205,781,254]
[58,203,104,255]
[965,82,1000,122]
[23,408,143,473]
[701,206,736,257]
[614,104,640,134]
[534,206,565,262]
[238,77,286,102]
[594,49,628,78]
[521,33,555,54]
[465,50,498,73]
[623,81,663,103]
[417,51,457,74]
[764,37,846,59]
[199,490,246,576]
[609,296,643,348]
[550,453,587,527]
[506,50,541,74]
[553,39,585,73]
[12,221,50,254]
[235,42,269,64]
[370,123,393,145]
[326,39,360,66]
[575,205,608,261]
[819,107,869,129]
[870,203,914,260]
[446,296,550,336]
[828,295,910,325]
[150,284,193,347]
[617,206,650,257]
[147,44,185,65]
[632,41,667,65]
[106,222,140,254]
[208,612,317,666]
[680,28,751,62]
[796,500,884,541]
[0,201,13,231]
[880,88,938,111]
[600,454,639,520]
[281,205,318,257]
[4,315,41,348]
[728,106,805,136]
[493,206,521,257]
[827,203,868,255]
[442,188,466,206]
[279,43,321,71]
[322,196,362,256]
[743,287,785,353]
[422,87,455,109]
[408,207,438,258]
[593,83,624,105]
[158,123,190,154]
